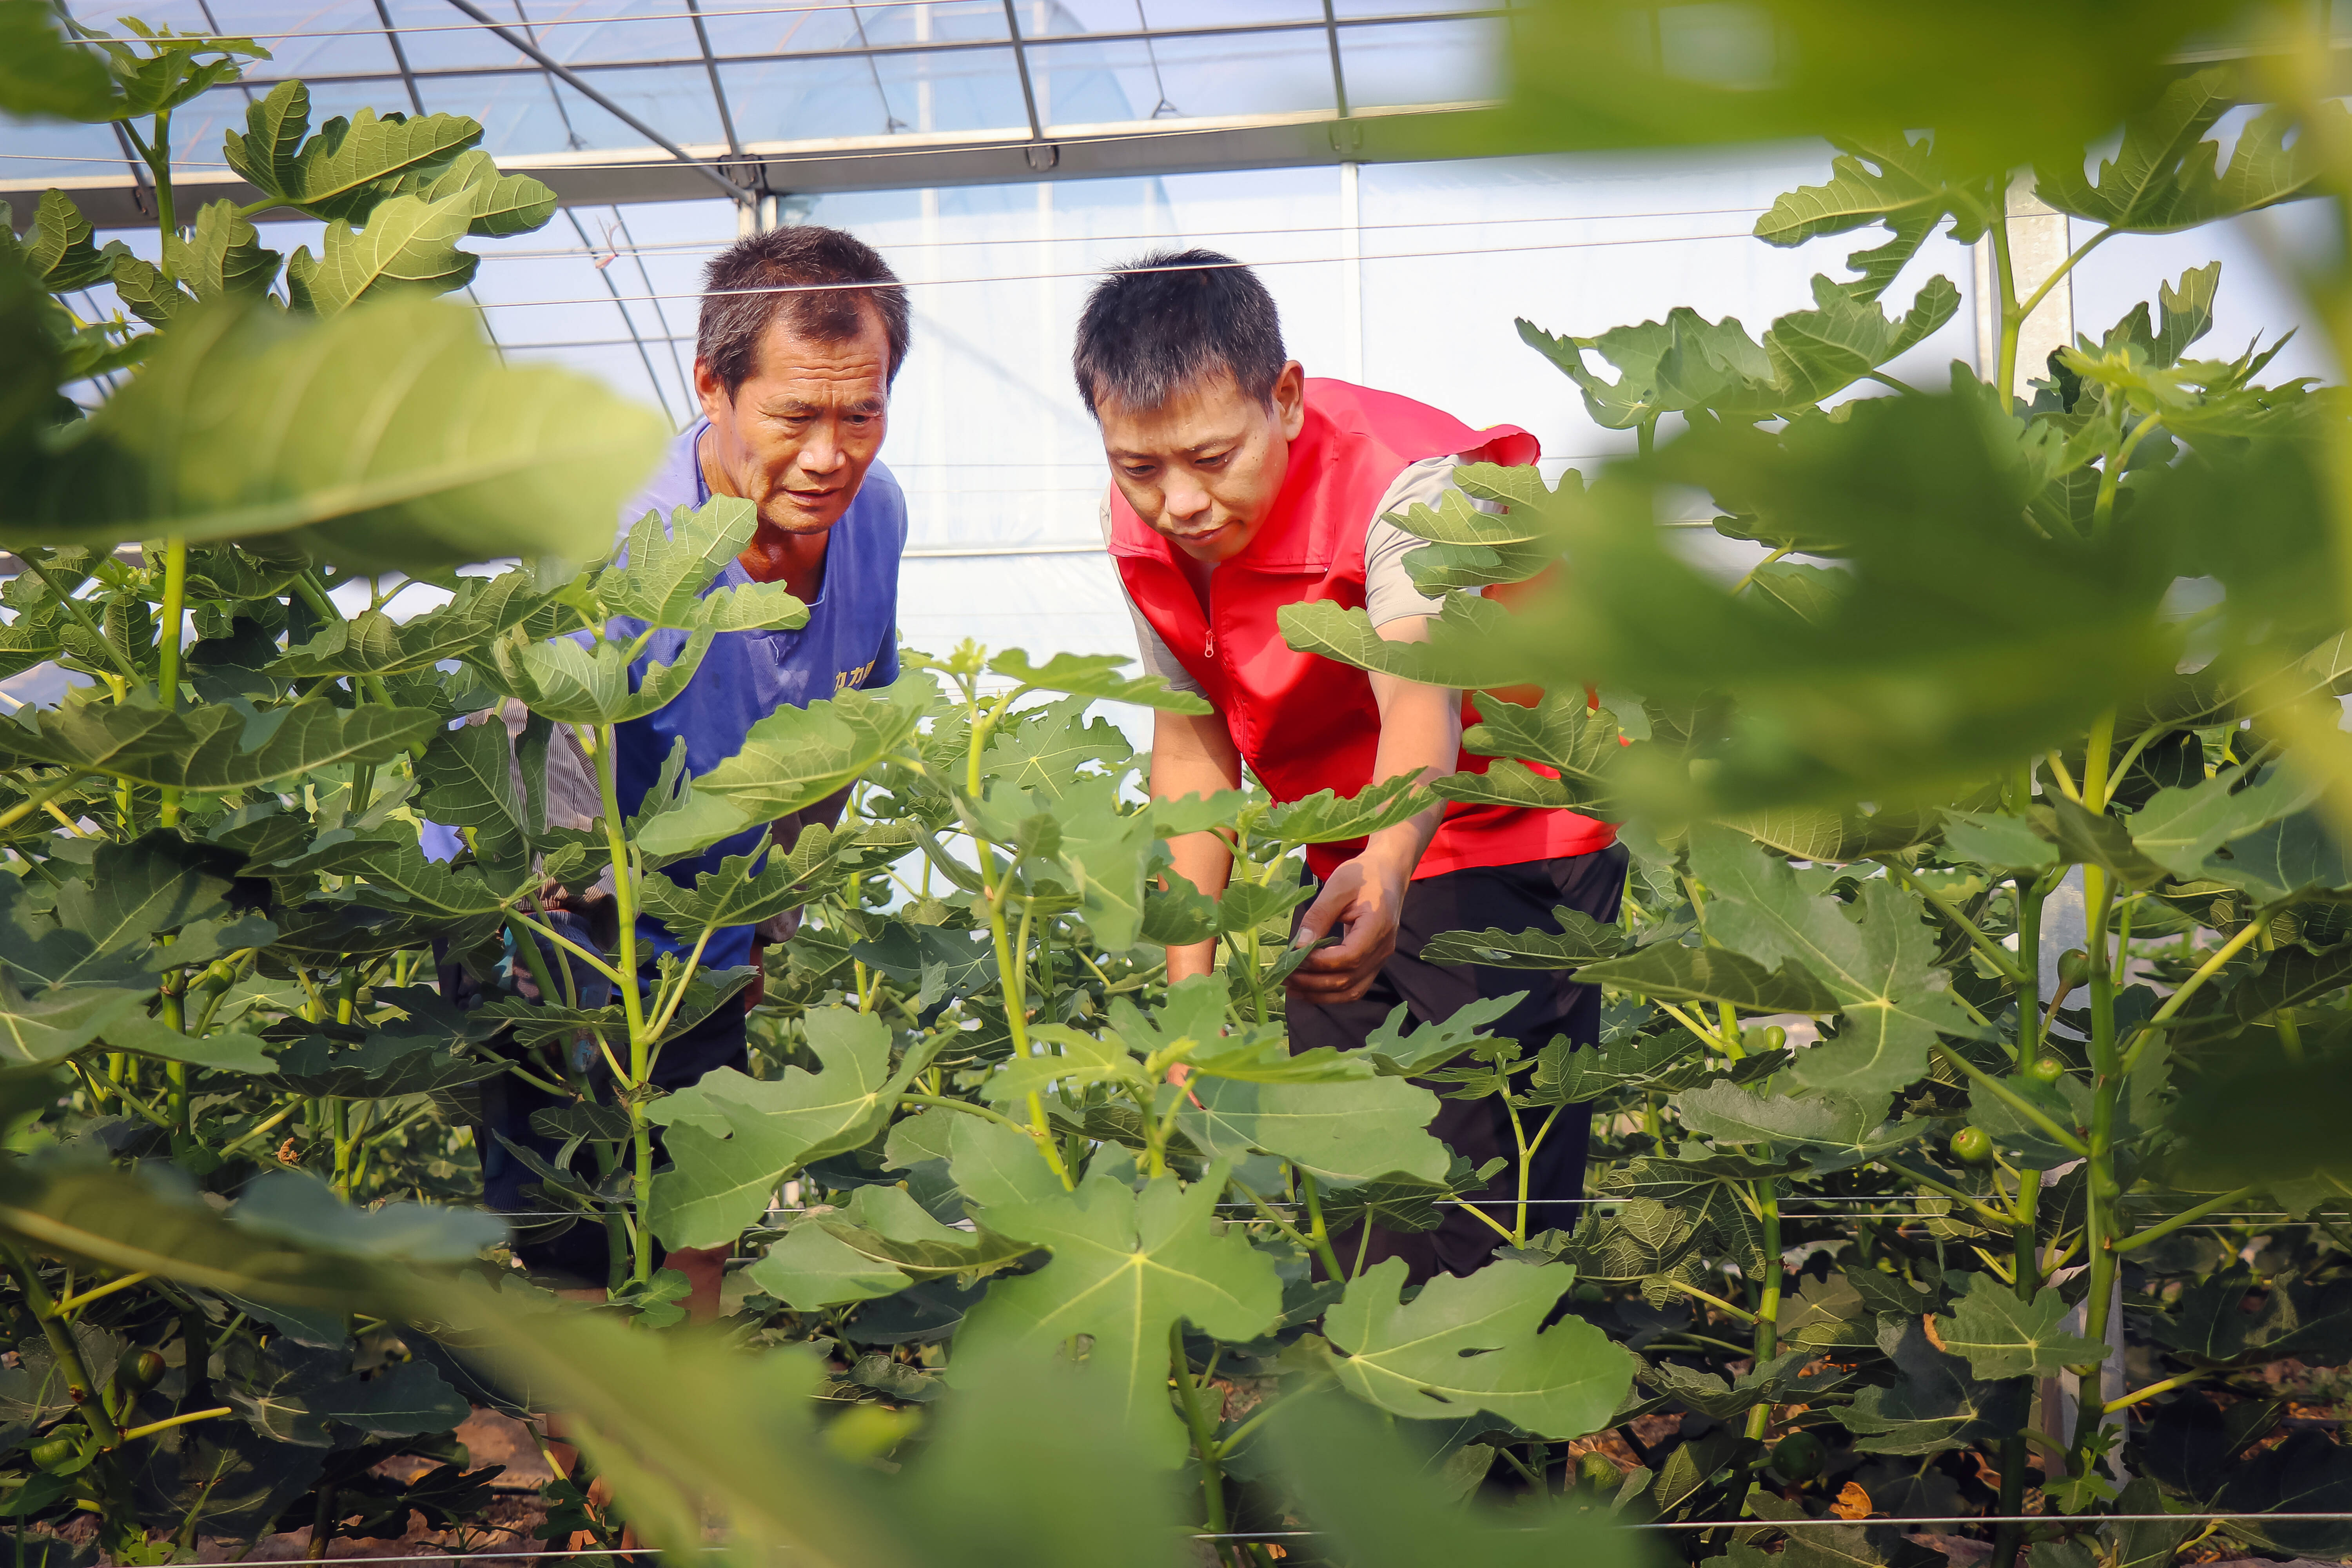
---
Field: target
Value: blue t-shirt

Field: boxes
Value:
[612,422,904,974]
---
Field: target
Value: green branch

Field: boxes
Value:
[1663,1278,1759,1325]
[1879,1160,2018,1232]
[1886,862,2028,985]
[896,1093,1034,1136]
[2111,1185,2263,1256]
[1929,1042,2089,1158]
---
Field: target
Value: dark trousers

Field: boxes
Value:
[1288,844,1628,1283]
[451,911,753,1285]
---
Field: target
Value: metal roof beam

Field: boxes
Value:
[199,9,1511,89]
[1322,0,1350,119]
[372,0,427,115]
[682,0,744,164]
[16,103,1500,227]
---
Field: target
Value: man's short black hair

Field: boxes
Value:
[1071,248,1287,417]
[697,225,911,397]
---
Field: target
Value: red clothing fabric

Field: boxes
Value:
[1107,378,1617,881]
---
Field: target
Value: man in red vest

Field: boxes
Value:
[1076,250,1627,1280]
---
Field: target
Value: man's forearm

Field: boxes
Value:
[1361,673,1461,887]
[1151,710,1243,983]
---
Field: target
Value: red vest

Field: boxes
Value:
[1107,379,1618,882]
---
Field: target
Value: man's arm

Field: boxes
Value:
[1286,613,1461,1005]
[1150,707,1245,984]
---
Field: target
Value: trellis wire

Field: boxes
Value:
[132,1514,2352,1563]
[479,1200,2326,1218]
[373,230,1766,311]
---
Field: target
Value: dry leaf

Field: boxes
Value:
[1831,1481,1871,1520]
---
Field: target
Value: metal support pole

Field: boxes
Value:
[439,0,753,204]
[1321,0,1350,118]
[1001,0,1058,171]
[1339,159,1363,382]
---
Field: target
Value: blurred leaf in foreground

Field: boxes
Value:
[0,293,665,571]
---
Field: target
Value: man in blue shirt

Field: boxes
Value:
[480,224,910,1300]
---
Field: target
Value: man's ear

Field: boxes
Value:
[1271,360,1307,441]
[691,358,731,425]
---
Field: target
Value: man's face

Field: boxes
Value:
[694,303,892,536]
[1096,362,1306,564]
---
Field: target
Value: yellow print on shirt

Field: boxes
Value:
[834,658,877,693]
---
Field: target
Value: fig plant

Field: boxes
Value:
[1,6,2351,1568]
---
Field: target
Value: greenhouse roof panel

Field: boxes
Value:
[13,1,1532,220]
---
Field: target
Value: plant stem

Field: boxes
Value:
[2042,749,2082,804]
[1513,1103,1562,1246]
[116,1406,231,1443]
[1992,1168,2043,1568]
[2015,227,2113,327]
[1877,1159,2018,1232]
[2012,1168,2042,1296]
[1729,545,1792,595]
[584,722,659,1284]
[147,107,177,250]
[160,971,189,1138]
[1663,1279,1759,1325]
[306,1477,337,1561]
[2,1246,118,1446]
[504,913,567,1009]
[1885,862,2027,984]
[1225,1175,1332,1267]
[155,538,187,826]
[2117,917,2270,1074]
[2091,416,2162,540]
[507,906,626,990]
[1299,1172,1347,1283]
[1925,1046,2088,1158]
[48,1271,154,1317]
[1742,1181,1782,1441]
[1989,178,2021,397]
[331,1098,352,1196]
[2016,872,2045,1062]
[644,924,719,1044]
[980,852,1070,1190]
[1170,1320,1233,1553]
[2110,1185,2263,1255]
[895,1094,1035,1136]
[2070,788,2122,1479]
[24,559,140,684]
[213,1099,303,1161]
[0,774,91,836]
[2103,1372,2200,1414]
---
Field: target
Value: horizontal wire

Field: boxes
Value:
[464,204,1777,260]
[455,230,1765,310]
[187,1512,2352,1563]
[477,1213,2314,1222]
[1203,1514,2352,1537]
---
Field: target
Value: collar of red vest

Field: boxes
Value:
[1104,378,1538,573]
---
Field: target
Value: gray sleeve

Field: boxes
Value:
[1099,489,1207,698]
[1363,454,1501,628]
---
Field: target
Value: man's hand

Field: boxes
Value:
[1280,614,1463,1009]
[1285,848,1413,1005]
